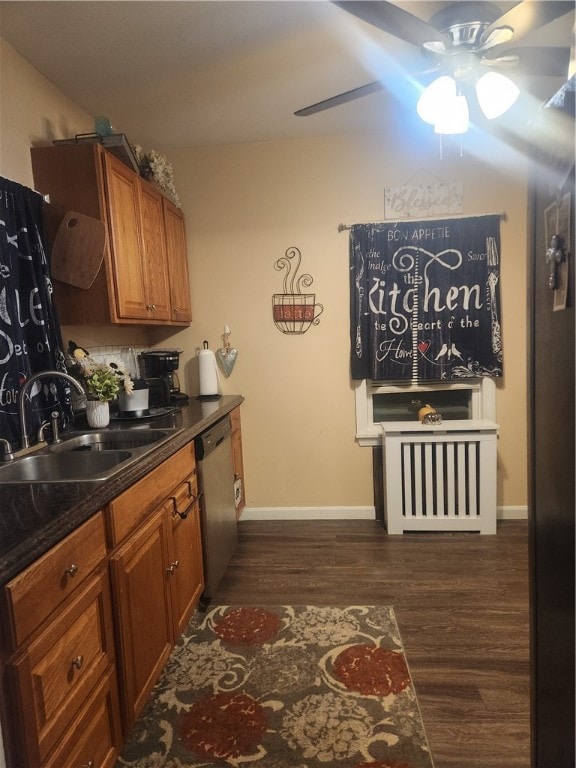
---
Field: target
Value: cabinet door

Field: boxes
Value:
[102,152,148,319]
[163,198,192,322]
[167,484,204,636]
[110,507,173,730]
[139,183,171,321]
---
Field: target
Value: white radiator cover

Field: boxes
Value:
[382,420,498,534]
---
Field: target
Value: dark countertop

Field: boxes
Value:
[0,395,244,586]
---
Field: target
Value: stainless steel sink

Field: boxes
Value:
[46,429,176,453]
[0,427,182,484]
[0,451,133,483]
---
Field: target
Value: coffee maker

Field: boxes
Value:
[141,349,189,406]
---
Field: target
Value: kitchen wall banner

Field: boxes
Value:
[349,215,503,381]
[0,177,70,445]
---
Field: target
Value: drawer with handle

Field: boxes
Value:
[3,511,107,650]
[42,668,121,768]
[170,471,198,520]
[9,570,115,766]
[106,442,195,547]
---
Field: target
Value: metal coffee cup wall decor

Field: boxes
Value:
[272,247,323,334]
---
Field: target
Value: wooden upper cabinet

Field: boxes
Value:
[102,152,148,320]
[138,178,172,321]
[163,197,192,322]
[30,143,190,326]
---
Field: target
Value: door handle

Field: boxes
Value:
[546,234,566,290]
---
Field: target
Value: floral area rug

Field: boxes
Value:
[116,605,434,768]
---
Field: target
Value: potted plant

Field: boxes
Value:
[66,342,133,427]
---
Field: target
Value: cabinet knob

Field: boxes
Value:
[166,560,179,574]
[71,655,84,670]
[174,307,180,314]
[65,563,79,577]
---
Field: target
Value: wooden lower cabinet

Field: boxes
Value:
[110,506,174,731]
[4,568,117,767]
[1,440,206,765]
[168,476,204,637]
[108,445,204,733]
[230,406,246,518]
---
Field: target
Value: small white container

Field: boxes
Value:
[118,388,149,416]
[86,400,110,428]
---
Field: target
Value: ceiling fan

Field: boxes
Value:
[295,1,573,132]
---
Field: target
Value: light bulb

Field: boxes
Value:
[476,71,520,119]
[434,94,470,135]
[417,76,457,125]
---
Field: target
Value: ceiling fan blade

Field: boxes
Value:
[494,46,572,77]
[332,1,450,49]
[480,55,521,69]
[480,1,574,48]
[294,81,385,117]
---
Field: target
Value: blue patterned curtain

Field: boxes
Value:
[0,177,70,446]
[350,215,503,381]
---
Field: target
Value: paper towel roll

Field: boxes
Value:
[199,348,219,396]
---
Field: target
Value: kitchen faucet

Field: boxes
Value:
[18,371,85,450]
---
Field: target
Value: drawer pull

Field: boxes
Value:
[166,560,179,574]
[65,563,79,577]
[171,497,189,520]
[71,655,84,670]
[79,762,94,768]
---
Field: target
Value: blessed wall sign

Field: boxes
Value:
[384,181,463,220]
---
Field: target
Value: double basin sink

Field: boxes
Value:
[0,428,181,484]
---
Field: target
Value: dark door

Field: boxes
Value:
[528,86,575,768]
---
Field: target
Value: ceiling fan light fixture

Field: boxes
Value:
[475,71,520,119]
[416,75,457,124]
[433,94,469,135]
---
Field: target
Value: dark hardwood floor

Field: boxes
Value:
[213,518,530,768]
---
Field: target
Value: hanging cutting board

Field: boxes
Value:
[51,211,106,289]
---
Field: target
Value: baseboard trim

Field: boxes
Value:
[498,506,528,520]
[240,506,376,521]
[240,505,528,521]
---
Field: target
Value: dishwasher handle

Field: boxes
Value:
[195,415,232,461]
[208,435,226,450]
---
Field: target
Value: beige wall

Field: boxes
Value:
[1,38,528,512]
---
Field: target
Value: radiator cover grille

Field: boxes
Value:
[382,421,497,534]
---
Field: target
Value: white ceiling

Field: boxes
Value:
[1,1,574,149]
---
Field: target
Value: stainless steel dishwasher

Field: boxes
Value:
[195,415,238,604]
